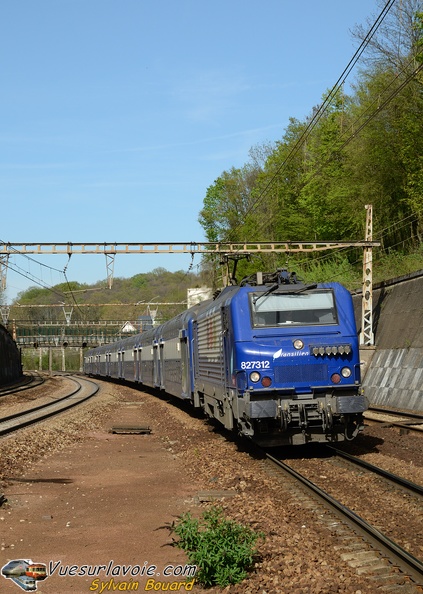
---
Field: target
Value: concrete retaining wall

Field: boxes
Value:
[352,271,423,412]
[0,324,23,386]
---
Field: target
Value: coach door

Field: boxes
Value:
[179,329,189,397]
[159,339,165,389]
[153,340,160,387]
[134,347,141,382]
[118,350,124,378]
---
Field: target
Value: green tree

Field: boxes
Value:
[351,0,423,71]
[297,90,357,240]
[198,164,262,243]
[251,117,309,241]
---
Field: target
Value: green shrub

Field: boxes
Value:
[170,506,264,587]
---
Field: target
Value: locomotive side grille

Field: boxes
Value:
[274,364,328,383]
[196,311,224,382]
[197,358,224,380]
[197,313,222,355]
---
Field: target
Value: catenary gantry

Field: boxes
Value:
[0,232,380,346]
[0,240,377,254]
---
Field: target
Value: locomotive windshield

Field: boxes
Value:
[250,289,338,327]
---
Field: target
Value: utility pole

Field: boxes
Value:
[0,254,8,290]
[360,204,374,346]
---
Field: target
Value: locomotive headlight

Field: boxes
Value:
[341,367,352,378]
[250,371,261,383]
[293,339,304,350]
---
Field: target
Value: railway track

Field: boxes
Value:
[365,406,423,434]
[0,375,99,436]
[0,372,44,397]
[327,445,423,497]
[264,452,423,590]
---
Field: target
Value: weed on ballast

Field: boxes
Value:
[169,506,264,587]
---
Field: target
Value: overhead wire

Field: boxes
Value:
[374,206,423,239]
[0,239,101,311]
[0,237,71,300]
[229,0,398,237]
[252,50,423,240]
[282,209,423,283]
[63,270,87,319]
[0,239,67,275]
[289,203,423,284]
[240,3,422,277]
[2,259,68,300]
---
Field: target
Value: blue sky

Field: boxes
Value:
[1,0,380,302]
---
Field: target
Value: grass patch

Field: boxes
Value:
[170,506,264,588]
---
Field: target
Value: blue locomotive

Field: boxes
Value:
[84,270,367,446]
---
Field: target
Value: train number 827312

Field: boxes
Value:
[240,360,271,370]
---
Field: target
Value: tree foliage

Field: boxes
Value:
[198,163,262,243]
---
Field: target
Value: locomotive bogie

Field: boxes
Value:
[84,272,368,447]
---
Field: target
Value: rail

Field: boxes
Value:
[266,453,423,585]
[326,445,423,497]
[365,407,423,433]
[0,376,99,436]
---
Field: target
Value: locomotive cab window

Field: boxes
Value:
[250,290,338,327]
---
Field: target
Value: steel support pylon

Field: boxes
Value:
[0,254,9,290]
[360,204,374,346]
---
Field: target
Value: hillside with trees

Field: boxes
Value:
[8,268,208,326]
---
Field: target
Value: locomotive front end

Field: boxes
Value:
[231,274,368,446]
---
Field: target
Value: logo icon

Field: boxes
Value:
[1,559,47,591]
